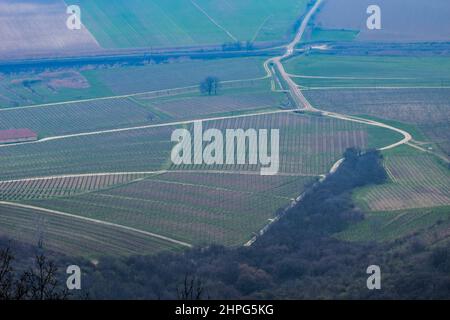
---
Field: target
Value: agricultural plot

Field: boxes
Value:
[0,106,403,255]
[83,57,267,95]
[0,82,286,138]
[0,0,99,59]
[138,86,289,120]
[169,112,400,174]
[23,172,316,247]
[0,173,150,201]
[0,125,174,180]
[301,28,359,43]
[354,149,450,212]
[71,0,307,48]
[1,57,267,109]
[188,0,308,43]
[0,203,183,257]
[337,206,450,243]
[0,112,400,181]
[304,88,450,157]
[0,70,112,109]
[285,54,450,88]
[151,171,313,199]
[312,0,450,42]
[0,97,157,136]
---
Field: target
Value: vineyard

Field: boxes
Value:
[354,150,450,212]
[0,112,400,181]
[304,88,450,158]
[0,125,174,180]
[0,107,403,255]
[0,203,183,257]
[22,172,316,247]
[0,173,151,201]
[155,171,312,199]
[0,97,155,136]
[0,81,285,138]
[169,112,401,174]
[141,87,288,119]
[0,50,417,258]
[337,205,450,243]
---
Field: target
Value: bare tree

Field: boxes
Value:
[0,247,29,300]
[0,246,69,300]
[177,273,205,300]
[24,254,69,300]
[0,247,15,299]
[200,76,220,96]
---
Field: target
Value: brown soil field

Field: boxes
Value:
[0,0,99,59]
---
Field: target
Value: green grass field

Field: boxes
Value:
[83,57,268,95]
[72,0,308,48]
[0,72,113,108]
[285,54,450,87]
[302,28,359,43]
[0,57,268,109]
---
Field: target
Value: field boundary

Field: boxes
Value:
[0,201,192,248]
[0,76,269,112]
[189,0,238,41]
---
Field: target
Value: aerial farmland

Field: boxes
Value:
[0,0,449,301]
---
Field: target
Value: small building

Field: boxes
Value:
[0,129,38,144]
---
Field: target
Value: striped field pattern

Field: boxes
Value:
[356,154,450,211]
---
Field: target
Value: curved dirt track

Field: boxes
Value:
[265,0,412,154]
[0,0,421,251]
[0,201,193,248]
[247,0,420,246]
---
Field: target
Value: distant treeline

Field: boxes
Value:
[0,46,280,74]
[303,42,450,57]
[2,148,450,299]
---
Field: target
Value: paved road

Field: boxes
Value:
[264,0,323,111]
